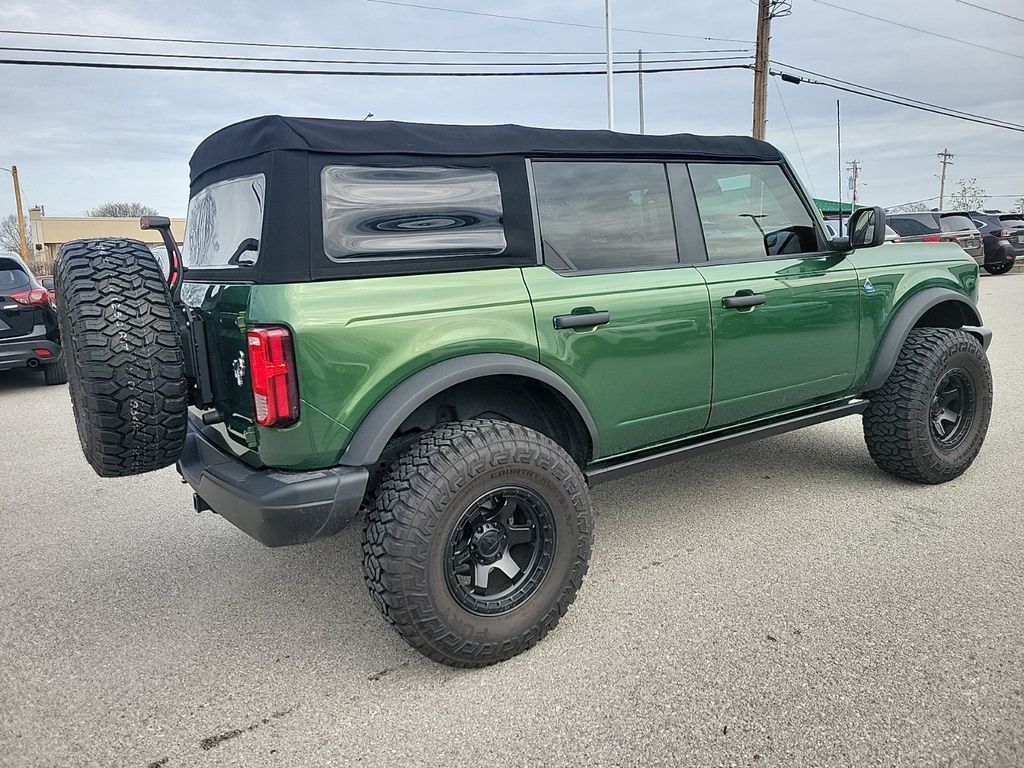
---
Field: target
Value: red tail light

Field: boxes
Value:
[9,288,50,306]
[246,326,299,428]
[922,236,943,243]
[997,229,1012,238]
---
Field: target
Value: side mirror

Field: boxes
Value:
[847,206,887,250]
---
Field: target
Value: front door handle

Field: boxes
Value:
[553,310,611,330]
[722,293,766,309]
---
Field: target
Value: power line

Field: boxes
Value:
[771,75,816,196]
[809,0,1024,60]
[0,57,754,77]
[953,0,1024,23]
[364,0,754,44]
[771,70,1024,133]
[0,28,749,56]
[772,62,1024,131]
[0,45,753,68]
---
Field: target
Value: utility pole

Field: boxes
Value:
[937,148,954,210]
[604,0,614,130]
[637,49,645,135]
[846,159,861,208]
[2,165,29,262]
[751,0,791,140]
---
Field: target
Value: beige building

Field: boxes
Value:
[28,206,185,270]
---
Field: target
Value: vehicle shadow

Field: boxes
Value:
[0,368,54,393]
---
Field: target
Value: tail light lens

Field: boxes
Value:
[246,326,299,428]
[997,229,1012,238]
[9,288,50,306]
[922,236,943,243]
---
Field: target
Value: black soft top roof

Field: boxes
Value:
[189,114,782,182]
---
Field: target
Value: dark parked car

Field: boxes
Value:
[886,212,984,266]
[969,211,1023,275]
[0,256,66,384]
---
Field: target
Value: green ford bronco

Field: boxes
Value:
[55,116,992,667]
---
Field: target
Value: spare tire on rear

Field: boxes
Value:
[54,238,188,477]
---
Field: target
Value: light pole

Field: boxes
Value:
[0,165,29,262]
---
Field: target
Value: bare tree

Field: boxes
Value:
[87,202,158,217]
[1013,197,1024,215]
[947,179,987,211]
[889,201,931,213]
[0,213,32,257]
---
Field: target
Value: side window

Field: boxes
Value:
[688,163,819,262]
[532,161,678,272]
[321,165,506,261]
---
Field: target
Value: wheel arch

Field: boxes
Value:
[863,287,989,392]
[337,354,599,467]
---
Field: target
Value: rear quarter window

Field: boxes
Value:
[321,165,506,261]
[940,214,976,233]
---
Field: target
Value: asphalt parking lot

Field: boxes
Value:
[2,274,1022,768]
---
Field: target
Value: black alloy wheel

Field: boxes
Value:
[445,487,557,616]
[929,369,975,449]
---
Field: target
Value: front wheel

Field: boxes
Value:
[983,260,1014,275]
[863,328,992,484]
[362,419,593,668]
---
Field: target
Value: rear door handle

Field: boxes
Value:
[722,293,766,309]
[553,311,611,329]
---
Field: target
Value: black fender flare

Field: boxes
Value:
[337,353,599,466]
[863,287,990,392]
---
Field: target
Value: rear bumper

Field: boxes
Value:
[0,336,60,372]
[986,241,1020,263]
[177,417,369,547]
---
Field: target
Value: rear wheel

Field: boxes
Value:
[362,419,592,668]
[54,238,188,477]
[863,328,991,484]
[42,357,67,385]
[983,260,1014,275]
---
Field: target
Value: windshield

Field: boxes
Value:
[939,214,975,233]
[183,173,266,268]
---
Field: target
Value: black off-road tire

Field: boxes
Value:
[54,238,188,477]
[863,328,992,484]
[362,419,593,668]
[42,357,67,385]
[983,261,1014,275]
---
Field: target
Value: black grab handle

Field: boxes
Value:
[722,293,766,309]
[553,311,611,329]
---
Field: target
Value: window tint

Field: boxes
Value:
[321,165,505,260]
[939,214,976,233]
[689,163,819,262]
[887,216,937,237]
[183,174,266,268]
[0,259,31,293]
[532,161,677,272]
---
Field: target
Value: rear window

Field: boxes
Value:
[939,214,976,233]
[887,215,938,236]
[0,259,31,293]
[321,165,506,261]
[997,215,1024,227]
[183,174,266,268]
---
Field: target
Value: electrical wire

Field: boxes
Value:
[0,58,754,77]
[0,46,753,68]
[809,0,1024,60]
[771,71,1024,133]
[772,62,1024,131]
[771,76,816,196]
[953,0,1024,24]
[363,0,754,44]
[0,28,750,56]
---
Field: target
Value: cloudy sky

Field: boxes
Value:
[1,0,1022,222]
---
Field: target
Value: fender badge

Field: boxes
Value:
[232,349,246,386]
[863,278,876,294]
